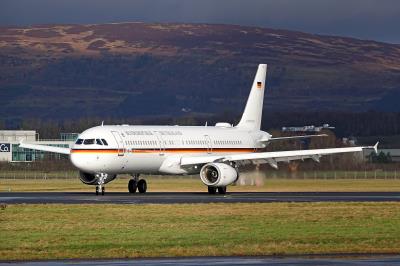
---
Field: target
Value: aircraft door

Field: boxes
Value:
[111,131,125,156]
[154,132,165,156]
[204,135,212,154]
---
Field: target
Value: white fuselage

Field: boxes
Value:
[70,125,270,175]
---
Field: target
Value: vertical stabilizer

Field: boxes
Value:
[236,64,267,130]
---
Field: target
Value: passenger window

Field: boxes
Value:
[75,139,83,145]
[101,139,108,146]
[84,139,95,145]
[96,139,103,145]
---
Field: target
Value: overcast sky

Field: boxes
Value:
[1,0,399,43]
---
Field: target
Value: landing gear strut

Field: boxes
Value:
[95,173,108,196]
[128,174,147,194]
[96,186,105,195]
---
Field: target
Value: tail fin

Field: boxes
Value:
[236,64,267,130]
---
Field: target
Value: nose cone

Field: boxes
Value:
[70,153,94,173]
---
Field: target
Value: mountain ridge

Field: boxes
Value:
[1,22,400,120]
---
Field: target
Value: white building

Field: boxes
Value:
[0,130,77,162]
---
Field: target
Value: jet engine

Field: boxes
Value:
[200,163,238,187]
[79,171,116,185]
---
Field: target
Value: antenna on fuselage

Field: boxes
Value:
[101,121,104,126]
[205,121,208,127]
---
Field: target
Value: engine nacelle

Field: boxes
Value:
[200,163,238,187]
[79,171,116,185]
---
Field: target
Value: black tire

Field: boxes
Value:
[101,187,105,196]
[128,179,137,193]
[95,186,99,195]
[218,186,227,194]
[138,179,147,193]
[208,186,217,194]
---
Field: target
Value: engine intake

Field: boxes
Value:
[79,171,97,185]
[79,171,116,185]
[200,163,238,187]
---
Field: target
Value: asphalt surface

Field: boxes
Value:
[0,191,400,204]
[2,256,400,266]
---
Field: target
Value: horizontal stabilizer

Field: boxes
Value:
[262,134,328,142]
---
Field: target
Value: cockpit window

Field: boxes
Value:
[83,139,95,145]
[75,139,83,145]
[101,139,108,146]
[96,139,103,145]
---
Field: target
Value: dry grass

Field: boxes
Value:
[1,202,400,260]
[1,177,400,192]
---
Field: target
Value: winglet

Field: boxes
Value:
[366,142,379,154]
[373,142,379,154]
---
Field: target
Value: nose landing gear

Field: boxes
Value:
[96,185,105,195]
[128,174,147,194]
[95,173,108,196]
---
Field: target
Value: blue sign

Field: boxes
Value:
[0,143,10,152]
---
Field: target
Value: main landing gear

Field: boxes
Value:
[128,174,147,193]
[208,186,227,195]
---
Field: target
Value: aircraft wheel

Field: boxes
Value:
[138,179,147,193]
[95,186,99,195]
[128,179,138,193]
[101,186,105,196]
[218,186,227,195]
[208,186,217,194]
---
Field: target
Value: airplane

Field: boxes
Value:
[20,64,378,195]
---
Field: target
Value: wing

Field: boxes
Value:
[181,143,378,169]
[19,141,71,155]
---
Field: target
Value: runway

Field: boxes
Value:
[1,191,399,204]
[2,256,400,266]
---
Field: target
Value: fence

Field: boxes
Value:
[0,170,400,180]
[0,171,79,180]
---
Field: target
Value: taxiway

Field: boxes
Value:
[2,255,400,266]
[0,191,399,204]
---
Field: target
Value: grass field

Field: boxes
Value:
[1,177,400,192]
[1,202,400,260]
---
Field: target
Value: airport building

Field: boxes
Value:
[0,130,77,162]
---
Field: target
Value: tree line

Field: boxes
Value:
[1,111,400,139]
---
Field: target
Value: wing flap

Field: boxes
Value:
[19,142,71,155]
